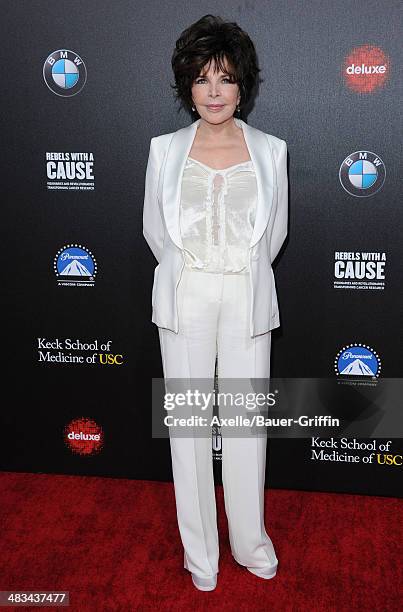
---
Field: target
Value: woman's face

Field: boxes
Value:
[191,57,240,123]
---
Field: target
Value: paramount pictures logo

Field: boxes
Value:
[54,244,97,287]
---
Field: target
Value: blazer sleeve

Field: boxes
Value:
[143,137,164,264]
[270,139,288,264]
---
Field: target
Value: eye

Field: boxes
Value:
[195,76,234,84]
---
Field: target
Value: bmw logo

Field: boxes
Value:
[339,150,386,197]
[43,49,87,97]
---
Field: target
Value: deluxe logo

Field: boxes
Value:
[64,417,104,456]
[342,45,390,93]
[339,150,385,197]
[54,244,97,287]
[334,344,381,378]
[43,49,87,96]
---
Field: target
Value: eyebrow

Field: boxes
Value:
[197,73,234,78]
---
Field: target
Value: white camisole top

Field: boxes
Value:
[179,156,257,274]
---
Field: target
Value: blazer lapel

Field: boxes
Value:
[161,117,274,250]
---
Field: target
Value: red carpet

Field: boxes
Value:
[0,472,401,611]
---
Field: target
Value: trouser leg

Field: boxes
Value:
[157,268,220,578]
[217,272,278,570]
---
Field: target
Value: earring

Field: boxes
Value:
[236,105,241,114]
[192,106,195,111]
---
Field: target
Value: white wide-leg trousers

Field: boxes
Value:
[158,267,278,579]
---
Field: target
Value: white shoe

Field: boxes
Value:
[184,554,218,591]
[190,572,217,591]
[246,562,278,580]
[233,554,278,580]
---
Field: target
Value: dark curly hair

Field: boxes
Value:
[171,14,261,117]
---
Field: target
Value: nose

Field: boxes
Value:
[209,82,221,97]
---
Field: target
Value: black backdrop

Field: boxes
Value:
[2,1,402,497]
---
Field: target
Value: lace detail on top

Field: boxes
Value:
[179,156,257,273]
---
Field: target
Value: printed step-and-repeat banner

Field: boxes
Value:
[2,1,402,497]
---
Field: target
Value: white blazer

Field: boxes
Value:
[143,116,288,337]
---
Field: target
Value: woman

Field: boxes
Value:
[143,15,288,591]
